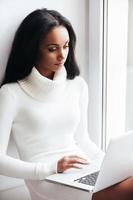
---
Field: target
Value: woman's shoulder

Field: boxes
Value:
[66,76,88,98]
[0,82,19,99]
[68,75,88,90]
[75,75,88,85]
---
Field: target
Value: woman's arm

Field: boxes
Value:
[0,85,56,180]
[92,177,133,200]
[74,77,103,159]
[0,84,90,179]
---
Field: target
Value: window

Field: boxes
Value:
[87,0,131,150]
[103,0,130,149]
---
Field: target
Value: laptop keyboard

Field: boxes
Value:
[74,171,99,186]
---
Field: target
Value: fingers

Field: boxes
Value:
[67,155,89,163]
[66,163,84,169]
[67,157,88,165]
[57,155,90,173]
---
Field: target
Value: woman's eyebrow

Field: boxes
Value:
[47,40,70,47]
[47,44,58,47]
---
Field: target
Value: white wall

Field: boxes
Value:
[127,0,133,66]
[0,0,88,195]
[126,66,133,131]
[126,0,133,131]
[87,0,103,147]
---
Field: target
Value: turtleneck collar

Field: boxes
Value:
[18,66,67,101]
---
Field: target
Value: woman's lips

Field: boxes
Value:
[55,63,63,65]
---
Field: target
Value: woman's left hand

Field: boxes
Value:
[57,155,89,173]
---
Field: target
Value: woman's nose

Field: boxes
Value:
[58,49,65,60]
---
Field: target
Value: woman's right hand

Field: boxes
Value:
[57,155,89,173]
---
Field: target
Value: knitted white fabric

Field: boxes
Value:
[0,66,100,180]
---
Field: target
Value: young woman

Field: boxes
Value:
[0,8,132,200]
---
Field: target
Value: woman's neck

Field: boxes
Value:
[35,66,55,80]
[18,66,67,101]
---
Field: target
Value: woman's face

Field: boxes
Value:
[36,26,70,78]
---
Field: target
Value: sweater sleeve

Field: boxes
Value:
[74,78,104,160]
[0,85,56,180]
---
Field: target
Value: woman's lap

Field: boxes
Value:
[25,179,93,200]
[25,177,133,200]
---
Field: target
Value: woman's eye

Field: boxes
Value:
[48,47,57,52]
[64,45,69,49]
[48,45,69,52]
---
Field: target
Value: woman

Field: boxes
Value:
[0,8,132,200]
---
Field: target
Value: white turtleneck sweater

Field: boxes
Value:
[0,66,100,180]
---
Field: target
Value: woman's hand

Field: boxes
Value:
[57,155,89,173]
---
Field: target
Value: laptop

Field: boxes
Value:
[45,131,133,193]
